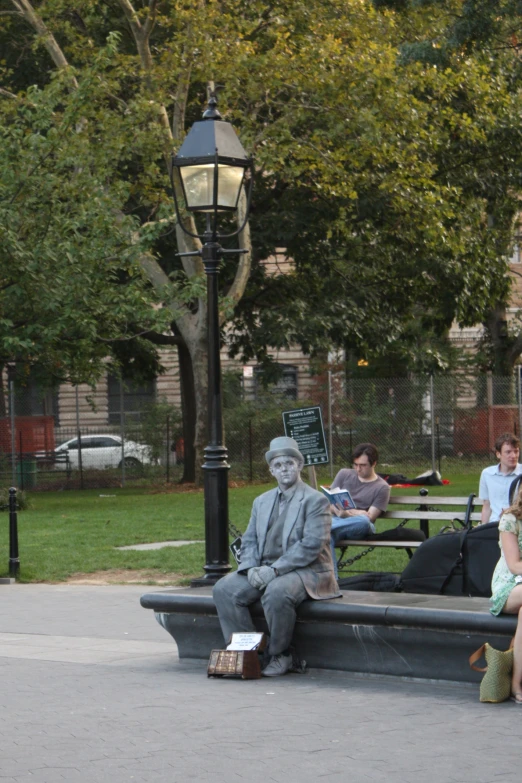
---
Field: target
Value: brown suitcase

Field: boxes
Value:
[207,633,267,679]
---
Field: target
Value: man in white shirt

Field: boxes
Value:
[479,433,522,525]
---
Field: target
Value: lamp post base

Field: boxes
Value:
[191,445,231,588]
[190,571,228,588]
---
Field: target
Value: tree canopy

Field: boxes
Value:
[0,49,168,384]
[1,0,522,478]
[226,0,522,373]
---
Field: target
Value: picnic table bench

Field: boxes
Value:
[34,451,71,469]
[336,489,484,572]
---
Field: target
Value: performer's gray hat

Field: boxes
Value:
[265,436,304,465]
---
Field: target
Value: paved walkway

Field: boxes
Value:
[0,584,518,783]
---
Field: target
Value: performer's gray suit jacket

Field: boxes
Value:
[238,479,341,600]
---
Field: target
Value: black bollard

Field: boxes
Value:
[8,487,19,579]
[418,487,430,539]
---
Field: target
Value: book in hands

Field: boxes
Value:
[320,485,355,510]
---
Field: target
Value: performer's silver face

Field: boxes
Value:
[269,456,301,489]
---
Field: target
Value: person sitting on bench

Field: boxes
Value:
[490,483,522,703]
[329,443,391,577]
[479,432,522,526]
[213,436,340,677]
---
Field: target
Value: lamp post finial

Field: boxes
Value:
[203,93,222,121]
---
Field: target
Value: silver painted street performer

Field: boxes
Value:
[213,436,341,677]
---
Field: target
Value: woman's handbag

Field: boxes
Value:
[469,639,515,703]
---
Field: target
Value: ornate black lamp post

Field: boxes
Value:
[170,94,253,586]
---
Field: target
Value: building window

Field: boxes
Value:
[107,373,156,424]
[509,227,522,264]
[254,364,298,400]
[14,372,59,425]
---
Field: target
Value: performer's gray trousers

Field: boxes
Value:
[212,570,308,656]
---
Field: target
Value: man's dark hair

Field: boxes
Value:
[495,432,520,454]
[352,443,378,466]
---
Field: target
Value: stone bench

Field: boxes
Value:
[140,587,516,683]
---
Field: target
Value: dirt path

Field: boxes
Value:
[63,569,187,586]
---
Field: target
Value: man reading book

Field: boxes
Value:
[329,443,390,577]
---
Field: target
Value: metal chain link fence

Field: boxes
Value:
[223,372,522,482]
[0,379,184,490]
[0,372,521,490]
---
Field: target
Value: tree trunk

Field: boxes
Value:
[485,305,514,375]
[191,339,209,488]
[0,365,6,418]
[175,302,209,486]
[177,342,196,483]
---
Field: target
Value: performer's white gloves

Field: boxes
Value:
[247,565,277,590]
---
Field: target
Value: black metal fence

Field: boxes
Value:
[224,372,522,481]
[1,372,522,490]
[0,427,182,492]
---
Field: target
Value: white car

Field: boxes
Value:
[52,434,152,470]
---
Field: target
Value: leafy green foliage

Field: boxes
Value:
[134,397,182,463]
[226,0,522,371]
[2,0,522,453]
[0,50,170,383]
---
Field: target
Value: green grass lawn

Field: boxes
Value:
[0,470,483,584]
[0,483,263,584]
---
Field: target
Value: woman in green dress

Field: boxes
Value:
[490,489,522,703]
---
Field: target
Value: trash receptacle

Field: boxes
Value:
[16,459,37,490]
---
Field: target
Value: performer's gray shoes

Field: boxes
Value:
[261,653,293,677]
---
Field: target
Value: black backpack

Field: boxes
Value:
[338,571,401,592]
[464,522,501,596]
[510,474,522,505]
[399,522,499,597]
